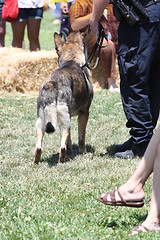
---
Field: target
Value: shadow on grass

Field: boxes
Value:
[106,144,116,156]
[99,145,116,157]
[41,144,95,167]
[100,212,147,230]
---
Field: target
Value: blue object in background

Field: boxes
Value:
[52,2,61,19]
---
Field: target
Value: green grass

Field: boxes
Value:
[5,8,60,50]
[0,90,157,240]
[1,8,159,240]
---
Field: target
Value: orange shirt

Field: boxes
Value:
[69,0,118,49]
[69,0,93,32]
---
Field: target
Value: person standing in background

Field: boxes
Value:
[11,0,44,51]
[90,0,160,157]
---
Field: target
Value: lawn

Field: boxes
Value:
[0,7,159,240]
[0,91,157,240]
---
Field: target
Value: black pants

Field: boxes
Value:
[118,1,160,145]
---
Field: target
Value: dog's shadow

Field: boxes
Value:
[41,144,95,167]
[98,144,116,157]
[106,145,116,156]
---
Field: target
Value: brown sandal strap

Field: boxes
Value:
[109,189,117,203]
[104,187,125,204]
[129,224,149,235]
[117,186,126,204]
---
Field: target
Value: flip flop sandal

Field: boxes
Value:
[98,187,144,208]
[129,224,149,235]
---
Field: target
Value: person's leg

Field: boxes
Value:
[26,7,43,51]
[99,125,160,204]
[115,3,160,158]
[114,21,158,157]
[87,35,119,92]
[11,21,26,48]
[129,125,160,234]
[0,18,5,47]
[142,148,160,231]
[27,18,41,51]
[100,39,119,92]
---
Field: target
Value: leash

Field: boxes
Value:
[84,22,108,70]
[60,27,70,42]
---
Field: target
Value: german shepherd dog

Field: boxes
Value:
[34,32,93,164]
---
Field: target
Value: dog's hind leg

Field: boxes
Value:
[57,103,71,163]
[78,111,89,154]
[59,129,71,163]
[67,130,72,153]
[34,117,45,164]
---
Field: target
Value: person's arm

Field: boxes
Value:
[71,13,91,31]
[90,0,110,34]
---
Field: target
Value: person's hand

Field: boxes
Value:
[60,2,68,14]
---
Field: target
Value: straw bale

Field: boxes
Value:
[91,57,120,90]
[0,47,119,93]
[0,47,58,93]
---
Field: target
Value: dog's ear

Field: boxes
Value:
[54,32,64,56]
[73,31,84,49]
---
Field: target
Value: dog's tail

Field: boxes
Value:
[44,103,57,133]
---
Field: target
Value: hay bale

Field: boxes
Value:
[91,57,120,90]
[0,47,119,93]
[91,62,107,90]
[0,47,58,92]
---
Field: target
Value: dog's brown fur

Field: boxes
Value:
[34,32,93,164]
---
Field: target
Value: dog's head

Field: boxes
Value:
[54,31,85,68]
